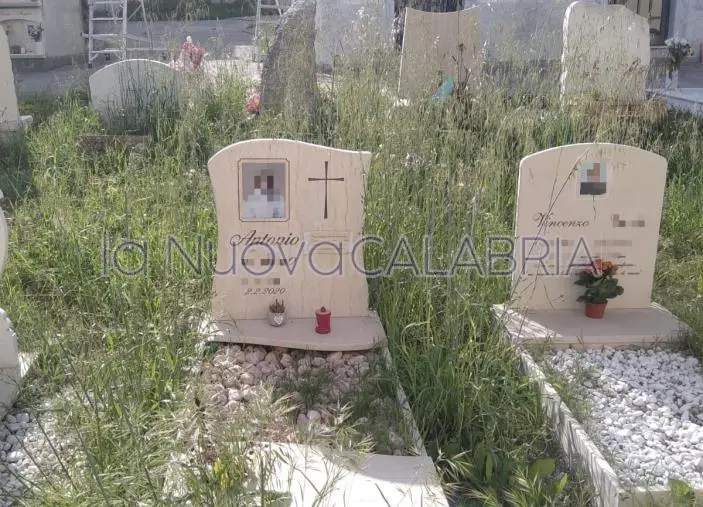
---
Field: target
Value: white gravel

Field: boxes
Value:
[544,347,703,489]
[203,344,410,455]
[0,406,66,506]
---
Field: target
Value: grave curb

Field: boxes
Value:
[481,300,701,507]
[648,89,703,116]
[516,347,703,507]
[492,302,702,506]
[160,326,447,505]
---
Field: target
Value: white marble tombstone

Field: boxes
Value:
[495,143,689,346]
[398,7,482,100]
[560,1,650,104]
[464,0,575,63]
[512,143,667,311]
[0,190,22,419]
[315,0,394,69]
[0,27,20,133]
[206,139,387,351]
[88,59,184,124]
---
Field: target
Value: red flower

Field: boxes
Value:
[245,92,261,114]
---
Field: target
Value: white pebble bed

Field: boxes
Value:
[203,345,411,455]
[0,407,65,506]
[544,347,703,489]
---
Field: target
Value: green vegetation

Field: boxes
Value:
[1,53,701,506]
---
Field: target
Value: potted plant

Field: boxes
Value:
[268,299,286,327]
[665,36,693,89]
[574,258,624,319]
[315,307,331,334]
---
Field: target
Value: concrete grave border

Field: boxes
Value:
[492,304,703,507]
[162,324,449,506]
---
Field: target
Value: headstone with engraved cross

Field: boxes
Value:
[206,139,387,351]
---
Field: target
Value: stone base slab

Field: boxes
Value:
[202,312,387,352]
[492,303,690,348]
[247,442,448,507]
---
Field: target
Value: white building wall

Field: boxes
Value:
[43,0,84,59]
[670,0,703,58]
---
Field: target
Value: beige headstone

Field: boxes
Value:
[398,7,482,100]
[206,139,386,351]
[560,1,650,104]
[88,59,184,125]
[511,143,667,312]
[0,27,20,132]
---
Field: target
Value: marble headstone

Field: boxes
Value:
[206,138,386,351]
[88,59,184,125]
[560,1,650,103]
[511,143,667,311]
[464,0,575,62]
[398,7,482,100]
[315,0,394,69]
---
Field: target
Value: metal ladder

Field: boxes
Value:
[253,0,289,62]
[84,0,166,67]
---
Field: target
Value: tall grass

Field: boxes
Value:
[0,54,701,506]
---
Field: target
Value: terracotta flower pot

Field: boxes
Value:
[315,307,331,334]
[585,302,607,319]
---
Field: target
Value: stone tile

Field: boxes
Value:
[249,442,449,507]
[493,303,690,347]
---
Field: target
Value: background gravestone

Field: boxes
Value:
[88,59,184,129]
[511,143,667,312]
[0,28,20,133]
[398,7,482,99]
[464,0,575,63]
[560,1,650,104]
[260,0,318,120]
[315,0,394,70]
[206,138,386,351]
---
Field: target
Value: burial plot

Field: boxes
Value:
[494,143,689,346]
[88,59,184,128]
[315,0,394,71]
[560,1,650,104]
[206,139,387,351]
[398,7,482,101]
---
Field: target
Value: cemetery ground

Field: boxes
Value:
[1,60,702,506]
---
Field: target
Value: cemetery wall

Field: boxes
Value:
[4,0,85,72]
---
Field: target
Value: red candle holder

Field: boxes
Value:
[315,307,331,334]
